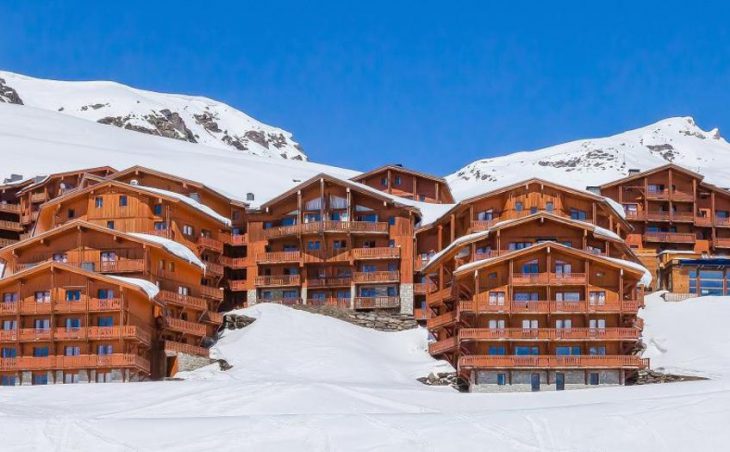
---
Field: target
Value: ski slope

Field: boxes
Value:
[1,293,730,451]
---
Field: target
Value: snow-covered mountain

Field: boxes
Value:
[448,117,730,200]
[0,70,306,160]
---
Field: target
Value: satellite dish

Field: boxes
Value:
[130,179,139,185]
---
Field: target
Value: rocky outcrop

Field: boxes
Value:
[291,305,418,331]
[223,313,256,330]
[417,371,467,391]
[630,369,707,385]
[98,109,197,143]
[0,78,23,104]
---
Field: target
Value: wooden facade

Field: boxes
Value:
[599,163,730,291]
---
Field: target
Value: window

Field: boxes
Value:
[362,240,376,248]
[330,211,347,221]
[387,262,398,271]
[1,348,17,358]
[189,192,200,202]
[589,372,600,385]
[65,290,81,301]
[336,289,351,300]
[648,184,664,194]
[96,372,112,383]
[119,195,128,207]
[555,319,572,329]
[488,291,505,305]
[381,177,388,186]
[33,374,49,385]
[282,290,298,299]
[33,346,49,357]
[357,213,379,223]
[554,260,572,274]
[555,292,581,302]
[2,320,16,331]
[521,260,539,274]
[35,291,51,303]
[168,261,175,272]
[530,206,538,214]
[106,220,115,230]
[1,376,16,386]
[65,318,81,329]
[2,292,18,303]
[154,221,167,231]
[153,204,163,215]
[546,202,554,212]
[589,291,606,305]
[307,240,321,251]
[53,253,68,263]
[488,319,505,329]
[283,244,299,252]
[95,196,103,208]
[488,346,506,355]
[509,242,532,250]
[521,319,538,329]
[515,346,539,356]
[303,213,321,223]
[34,319,50,330]
[64,373,80,384]
[67,208,75,219]
[333,240,347,249]
[570,208,587,220]
[394,175,402,186]
[98,288,115,300]
[477,209,494,221]
[497,373,507,385]
[589,346,606,356]
[515,202,523,212]
[362,264,377,273]
[98,316,114,327]
[64,346,81,356]
[178,286,190,296]
[182,224,194,236]
[388,216,396,225]
[556,346,581,356]
[589,318,606,329]
[98,344,113,355]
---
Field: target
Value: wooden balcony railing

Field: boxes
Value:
[352,271,400,283]
[671,191,695,202]
[413,308,430,321]
[0,353,151,372]
[256,298,302,306]
[202,311,224,325]
[646,212,670,221]
[671,212,695,222]
[29,192,48,203]
[197,236,224,253]
[458,355,649,370]
[644,232,696,244]
[205,261,224,276]
[306,297,350,308]
[470,219,497,232]
[353,296,400,309]
[306,277,352,287]
[413,282,436,295]
[99,259,145,273]
[256,251,302,264]
[426,286,453,306]
[158,290,208,310]
[229,280,247,291]
[218,256,249,268]
[302,249,351,263]
[351,247,400,260]
[512,273,550,285]
[263,220,390,239]
[458,297,642,315]
[458,327,640,342]
[428,336,458,355]
[716,217,730,228]
[549,272,587,285]
[163,317,207,337]
[0,219,23,231]
[714,238,730,249]
[229,233,248,246]
[426,310,458,329]
[255,274,301,287]
[49,326,152,345]
[164,340,209,357]
[0,237,18,248]
[199,285,224,300]
[625,211,645,221]
[0,203,20,214]
[87,298,123,311]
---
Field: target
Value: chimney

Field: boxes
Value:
[3,174,23,184]
[585,186,601,195]
[394,163,403,167]
[628,168,641,176]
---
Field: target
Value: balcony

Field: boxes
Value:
[716,217,730,228]
[351,247,400,260]
[458,327,640,342]
[426,310,458,329]
[307,277,352,287]
[0,238,18,248]
[219,256,249,269]
[87,298,123,311]
[352,271,400,283]
[458,355,649,370]
[256,251,302,264]
[644,232,696,244]
[229,280,247,291]
[459,298,641,315]
[158,290,208,310]
[197,236,224,253]
[199,285,224,300]
[255,274,301,287]
[413,282,436,295]
[695,216,713,227]
[229,233,248,246]
[256,298,302,306]
[512,273,550,285]
[263,220,390,239]
[164,340,209,357]
[671,212,695,222]
[0,302,18,314]
[201,311,224,325]
[428,336,458,355]
[302,249,351,263]
[624,211,645,221]
[306,297,350,309]
[470,219,497,232]
[413,308,430,321]
[205,261,224,276]
[0,219,23,232]
[0,203,20,214]
[99,259,145,273]
[21,213,33,224]
[426,286,453,306]
[30,192,48,203]
[163,317,207,337]
[549,272,587,285]
[0,354,151,372]
[353,296,400,309]
[671,191,695,202]
[714,238,730,249]
[52,326,152,345]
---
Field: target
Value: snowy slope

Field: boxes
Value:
[449,117,730,200]
[0,70,306,160]
[2,297,730,451]
[0,102,356,207]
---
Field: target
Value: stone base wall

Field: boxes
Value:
[175,353,216,373]
[470,369,622,392]
[292,305,418,331]
[399,283,414,315]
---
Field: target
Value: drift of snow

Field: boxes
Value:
[128,233,205,270]
[106,275,160,300]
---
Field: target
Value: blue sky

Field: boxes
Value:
[2,1,729,175]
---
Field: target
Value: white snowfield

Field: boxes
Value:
[2,294,730,451]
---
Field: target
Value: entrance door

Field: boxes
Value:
[556,372,565,391]
[531,373,541,392]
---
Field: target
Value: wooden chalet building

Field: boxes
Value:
[0,220,222,384]
[0,178,32,248]
[598,163,730,293]
[246,173,420,312]
[419,179,649,391]
[351,164,454,204]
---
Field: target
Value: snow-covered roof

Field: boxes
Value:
[423,229,492,270]
[136,185,232,226]
[107,275,160,300]
[602,256,653,287]
[602,196,627,220]
[128,233,205,270]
